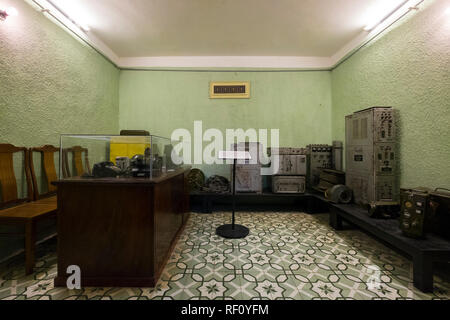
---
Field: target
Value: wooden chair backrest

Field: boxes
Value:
[0,144,32,209]
[29,145,59,200]
[62,146,90,178]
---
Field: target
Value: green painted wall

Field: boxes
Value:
[0,0,119,147]
[119,70,332,176]
[331,0,450,189]
[0,0,119,261]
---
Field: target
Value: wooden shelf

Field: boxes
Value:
[329,202,450,293]
[190,190,327,213]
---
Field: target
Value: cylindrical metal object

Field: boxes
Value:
[332,141,343,171]
[325,184,353,204]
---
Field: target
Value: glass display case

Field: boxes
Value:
[59,135,183,179]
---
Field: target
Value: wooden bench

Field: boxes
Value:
[329,202,450,292]
[0,144,58,274]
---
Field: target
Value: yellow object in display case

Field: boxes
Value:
[109,136,151,164]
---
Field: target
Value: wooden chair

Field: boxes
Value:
[29,145,59,204]
[0,143,57,274]
[0,144,32,208]
[62,146,91,178]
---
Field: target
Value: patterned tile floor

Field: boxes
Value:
[1,212,449,300]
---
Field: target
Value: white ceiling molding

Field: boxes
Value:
[25,0,425,71]
[118,56,333,70]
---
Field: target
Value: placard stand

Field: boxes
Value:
[216,151,250,239]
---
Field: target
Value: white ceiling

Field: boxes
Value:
[34,0,423,69]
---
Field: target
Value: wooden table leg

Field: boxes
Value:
[25,220,36,275]
[329,207,343,230]
[413,253,433,292]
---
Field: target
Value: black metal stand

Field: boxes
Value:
[216,159,249,239]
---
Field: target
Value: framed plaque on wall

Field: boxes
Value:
[209,82,250,99]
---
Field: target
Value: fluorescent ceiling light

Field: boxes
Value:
[34,0,91,32]
[362,0,424,32]
[47,0,90,32]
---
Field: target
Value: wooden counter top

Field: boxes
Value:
[52,166,191,186]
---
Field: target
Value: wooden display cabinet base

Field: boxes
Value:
[53,168,190,288]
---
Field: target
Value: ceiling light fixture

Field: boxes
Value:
[0,6,18,21]
[47,0,90,32]
[363,0,422,32]
[34,0,90,32]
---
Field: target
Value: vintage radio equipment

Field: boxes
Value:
[313,169,346,193]
[307,144,332,188]
[232,142,263,193]
[289,148,308,155]
[269,147,307,194]
[345,107,398,217]
[400,187,431,238]
[235,165,262,193]
[269,152,307,176]
[268,147,308,156]
[92,161,122,178]
[130,154,151,177]
[115,157,130,171]
[278,155,307,175]
[268,147,307,176]
[272,176,306,194]
[400,188,450,240]
[268,147,290,155]
[130,148,163,178]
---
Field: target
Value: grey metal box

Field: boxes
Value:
[345,107,398,207]
[307,144,332,188]
[289,148,308,155]
[273,154,307,175]
[235,164,262,193]
[267,147,292,155]
[231,142,263,193]
[272,176,306,194]
[268,147,308,156]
